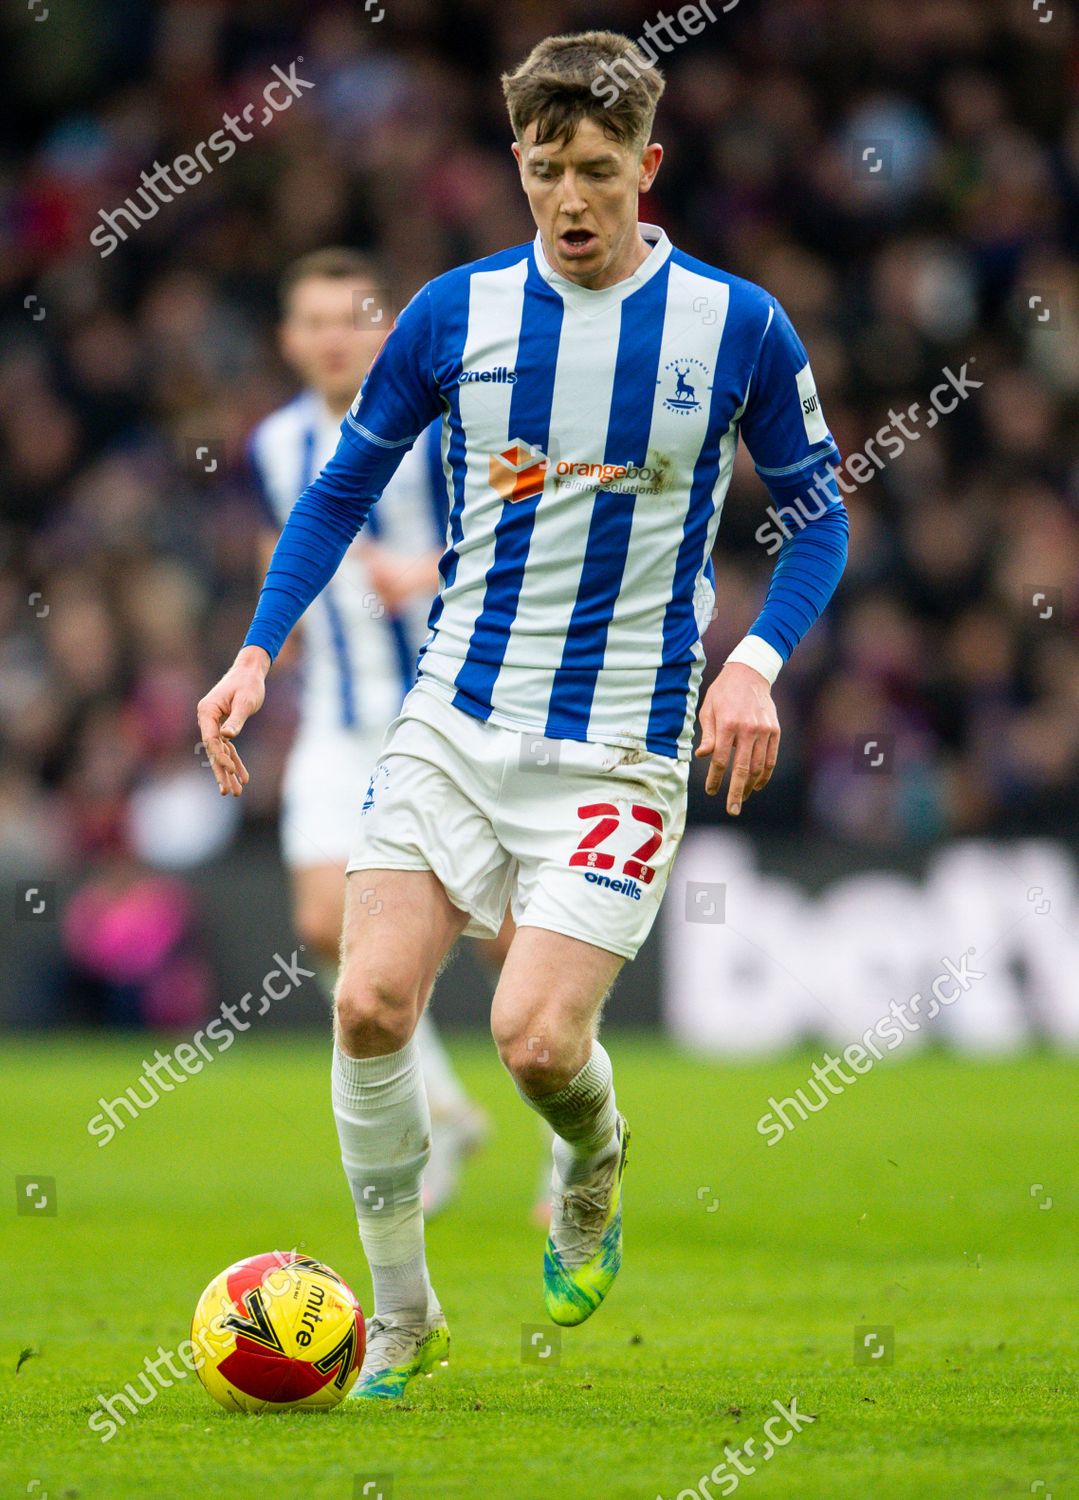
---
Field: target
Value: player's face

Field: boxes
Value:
[279,278,385,409]
[512,117,662,291]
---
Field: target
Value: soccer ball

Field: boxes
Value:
[191,1250,365,1411]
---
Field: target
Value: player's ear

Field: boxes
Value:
[638,142,663,194]
[511,140,526,186]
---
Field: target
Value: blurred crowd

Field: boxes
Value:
[2,0,1077,934]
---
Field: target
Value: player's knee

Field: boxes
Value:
[334,975,416,1056]
[494,1020,577,1095]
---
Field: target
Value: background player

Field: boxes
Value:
[199,31,847,1399]
[247,248,488,1214]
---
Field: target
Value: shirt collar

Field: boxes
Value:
[532,222,672,307]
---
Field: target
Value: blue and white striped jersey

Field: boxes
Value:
[247,391,446,733]
[248,224,842,759]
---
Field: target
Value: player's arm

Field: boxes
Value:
[256,527,303,666]
[197,289,441,795]
[246,438,314,665]
[697,299,848,815]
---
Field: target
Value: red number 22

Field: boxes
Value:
[570,803,663,885]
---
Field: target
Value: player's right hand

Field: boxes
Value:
[196,646,269,797]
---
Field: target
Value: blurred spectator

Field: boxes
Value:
[61,858,214,1028]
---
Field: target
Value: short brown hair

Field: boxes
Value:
[279,247,384,314]
[502,31,665,154]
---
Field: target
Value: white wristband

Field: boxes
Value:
[724,635,784,685]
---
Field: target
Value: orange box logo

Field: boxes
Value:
[489,440,548,503]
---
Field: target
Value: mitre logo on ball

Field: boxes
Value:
[489,439,549,503]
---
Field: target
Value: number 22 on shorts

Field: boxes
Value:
[569,803,664,884]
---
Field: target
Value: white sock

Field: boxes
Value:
[331,1039,437,1320]
[517,1041,619,1186]
[414,1009,469,1116]
[368,1249,439,1323]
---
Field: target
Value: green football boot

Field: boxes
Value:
[543,1115,630,1327]
[348,1312,450,1401]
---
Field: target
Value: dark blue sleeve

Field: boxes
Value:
[739,299,840,483]
[749,467,848,660]
[738,299,847,663]
[243,289,442,661]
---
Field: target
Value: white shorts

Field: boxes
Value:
[346,682,689,961]
[281,725,388,870]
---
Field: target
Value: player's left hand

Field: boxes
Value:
[695,663,780,815]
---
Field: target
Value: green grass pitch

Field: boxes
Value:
[3,1034,1076,1498]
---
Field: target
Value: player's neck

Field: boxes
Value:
[547,226,654,293]
[596,230,654,290]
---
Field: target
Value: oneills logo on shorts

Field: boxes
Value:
[584,871,643,901]
[489,440,549,503]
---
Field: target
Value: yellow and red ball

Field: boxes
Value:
[191,1251,364,1411]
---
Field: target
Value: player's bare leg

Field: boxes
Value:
[473,912,554,1224]
[292,862,347,982]
[418,910,516,1217]
[295,859,485,1218]
[473,908,516,970]
[332,867,468,1399]
[415,1010,489,1215]
[491,927,629,1325]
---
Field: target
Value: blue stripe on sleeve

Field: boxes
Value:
[754,443,839,480]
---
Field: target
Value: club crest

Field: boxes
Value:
[661,357,709,415]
